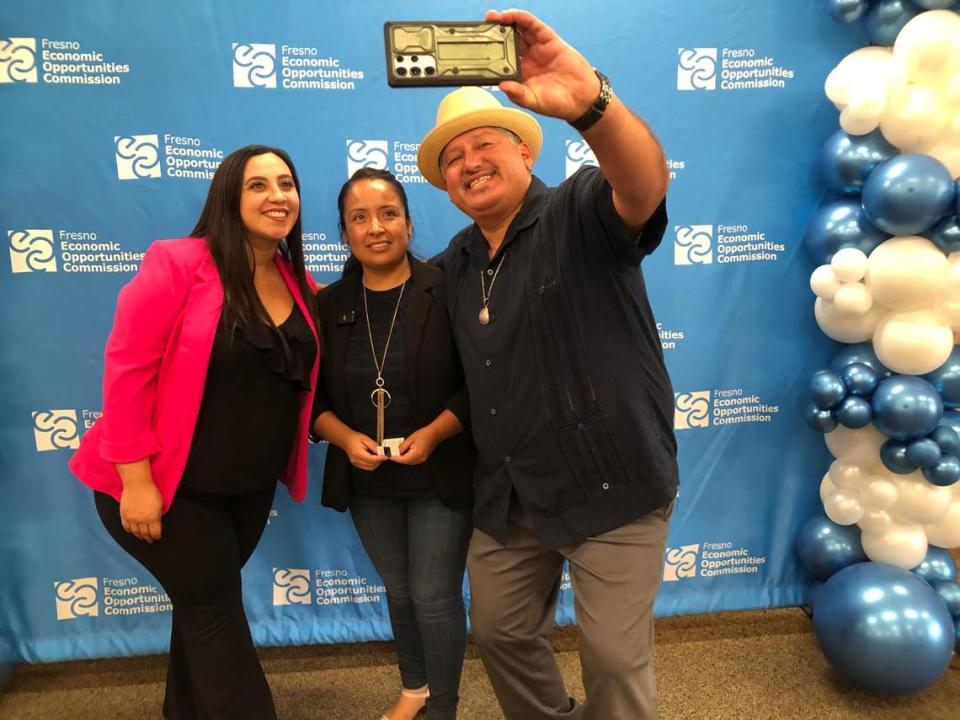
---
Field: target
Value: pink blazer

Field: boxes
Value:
[69,237,320,510]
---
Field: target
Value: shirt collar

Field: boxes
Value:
[463,175,550,260]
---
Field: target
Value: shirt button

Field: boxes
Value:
[505,456,512,463]
[485,359,492,367]
[487,268,494,275]
[601,482,610,490]
[577,422,584,430]
[490,408,497,416]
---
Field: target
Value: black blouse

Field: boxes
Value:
[179,303,316,495]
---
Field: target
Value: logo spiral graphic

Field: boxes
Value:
[114,135,161,180]
[564,140,597,179]
[273,568,311,605]
[9,229,56,273]
[54,577,99,619]
[674,225,713,265]
[674,391,711,430]
[232,43,277,88]
[677,48,717,91]
[346,140,389,176]
[663,545,700,581]
[0,38,38,83]
[33,409,80,451]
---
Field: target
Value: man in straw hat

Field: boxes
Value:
[419,9,678,720]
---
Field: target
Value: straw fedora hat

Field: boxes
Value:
[417,87,543,189]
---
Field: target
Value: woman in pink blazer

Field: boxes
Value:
[69,145,319,720]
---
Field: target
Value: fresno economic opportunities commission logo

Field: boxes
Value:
[677,46,794,91]
[114,133,224,181]
[674,223,785,266]
[674,389,780,430]
[346,139,426,184]
[273,567,385,607]
[9,228,144,274]
[663,542,767,581]
[232,41,364,90]
[0,36,130,85]
[54,576,170,620]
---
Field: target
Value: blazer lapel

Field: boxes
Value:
[327,275,361,422]
[404,260,436,414]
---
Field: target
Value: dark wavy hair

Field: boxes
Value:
[336,167,412,276]
[191,144,316,332]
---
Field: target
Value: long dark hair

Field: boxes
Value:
[336,168,412,276]
[191,144,316,331]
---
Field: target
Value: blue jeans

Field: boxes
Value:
[350,495,472,720]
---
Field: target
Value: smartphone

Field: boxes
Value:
[384,21,520,87]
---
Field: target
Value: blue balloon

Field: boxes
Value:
[804,580,826,615]
[840,363,879,397]
[862,154,956,235]
[830,342,892,378]
[880,438,916,474]
[871,376,943,441]
[922,346,960,409]
[955,618,960,653]
[913,546,958,584]
[805,403,839,433]
[796,516,868,580]
[927,215,960,255]
[906,438,941,468]
[810,369,847,409]
[836,396,873,429]
[921,453,960,486]
[914,0,956,7]
[820,129,897,195]
[865,0,922,46]
[930,581,960,617]
[931,425,960,455]
[830,0,871,21]
[804,201,889,265]
[814,562,954,695]
[938,410,960,436]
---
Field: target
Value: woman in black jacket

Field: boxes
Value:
[312,168,475,720]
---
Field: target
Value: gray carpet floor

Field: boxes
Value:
[1,608,958,719]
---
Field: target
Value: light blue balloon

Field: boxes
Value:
[814,562,954,695]
[840,363,878,397]
[806,403,839,433]
[837,396,873,429]
[862,154,956,235]
[913,546,958,584]
[804,201,889,265]
[923,345,960,409]
[906,438,941,468]
[921,454,960,487]
[931,425,960,455]
[871,376,943,441]
[913,0,956,7]
[866,0,922,46]
[820,129,898,195]
[830,343,892,378]
[930,581,960,617]
[796,516,868,580]
[880,438,915,474]
[810,369,847,409]
[938,411,960,436]
[830,0,871,21]
[928,215,960,254]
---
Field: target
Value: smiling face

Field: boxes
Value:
[341,178,411,273]
[439,126,533,224]
[239,152,300,246]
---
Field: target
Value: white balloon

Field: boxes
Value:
[893,10,960,88]
[815,297,885,343]
[924,112,960,179]
[840,106,881,136]
[829,458,866,491]
[833,283,875,315]
[933,297,960,329]
[820,472,837,503]
[924,499,960,547]
[826,47,895,108]
[872,309,954,375]
[861,477,899,510]
[889,471,952,524]
[824,490,864,525]
[880,83,950,152]
[825,425,888,463]
[865,237,948,311]
[831,248,869,283]
[861,523,929,569]
[859,508,895,534]
[810,265,841,300]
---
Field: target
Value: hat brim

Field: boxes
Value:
[417,107,543,189]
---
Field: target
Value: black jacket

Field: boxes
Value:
[314,257,475,511]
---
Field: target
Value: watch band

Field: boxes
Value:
[568,69,612,133]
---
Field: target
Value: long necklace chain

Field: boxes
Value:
[363,280,406,389]
[479,250,508,325]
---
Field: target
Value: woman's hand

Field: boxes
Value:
[390,426,441,465]
[344,431,387,470]
[119,479,164,543]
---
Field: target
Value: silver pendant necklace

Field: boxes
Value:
[479,250,508,325]
[363,280,406,447]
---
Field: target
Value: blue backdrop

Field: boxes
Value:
[0,0,861,663]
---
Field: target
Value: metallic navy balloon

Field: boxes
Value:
[905,438,941,468]
[913,546,958,584]
[865,0,922,46]
[927,215,960,255]
[955,618,960,653]
[806,404,839,433]
[840,363,879,397]
[810,370,847,409]
[880,438,915,473]
[803,201,889,265]
[913,0,958,8]
[921,453,960,486]
[923,346,960,410]
[871,376,943,441]
[814,562,954,695]
[931,580,960,618]
[830,0,871,21]
[836,396,873,429]
[830,342,892,378]
[820,129,897,195]
[805,580,826,613]
[862,154,955,236]
[931,425,960,455]
[795,516,868,580]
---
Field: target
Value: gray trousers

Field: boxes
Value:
[467,500,673,720]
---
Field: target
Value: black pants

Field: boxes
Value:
[95,486,276,720]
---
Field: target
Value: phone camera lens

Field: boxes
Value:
[411,67,422,76]
[425,67,435,76]
[396,67,407,76]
